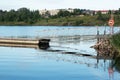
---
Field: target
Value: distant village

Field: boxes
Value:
[1,7,120,26]
[39,8,116,16]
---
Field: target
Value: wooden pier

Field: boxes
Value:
[0,38,50,49]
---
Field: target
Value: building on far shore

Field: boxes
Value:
[94,10,109,14]
[39,8,117,17]
[39,9,60,16]
[39,8,74,16]
[94,10,116,14]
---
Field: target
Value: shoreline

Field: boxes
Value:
[0,25,120,27]
[91,33,120,57]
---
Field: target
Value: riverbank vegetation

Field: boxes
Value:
[111,33,120,53]
[1,8,120,26]
[91,31,120,57]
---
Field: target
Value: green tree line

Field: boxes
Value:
[0,8,40,24]
[0,7,120,26]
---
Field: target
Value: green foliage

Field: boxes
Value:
[75,20,84,26]
[73,9,82,15]
[57,10,71,17]
[111,33,120,52]
[0,8,41,24]
[1,7,120,26]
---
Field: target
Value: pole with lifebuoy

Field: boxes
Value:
[108,14,114,35]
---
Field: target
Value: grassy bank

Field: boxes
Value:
[1,15,120,26]
[35,16,99,26]
[110,33,120,53]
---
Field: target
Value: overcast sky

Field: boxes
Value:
[0,0,119,10]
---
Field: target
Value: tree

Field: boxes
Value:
[0,10,4,21]
[57,10,71,17]
[42,11,50,18]
[17,8,31,22]
[8,9,17,21]
[73,9,81,15]
[97,11,103,20]
[0,7,41,24]
[108,10,112,14]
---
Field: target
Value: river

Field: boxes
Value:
[0,26,120,80]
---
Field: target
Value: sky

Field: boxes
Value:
[0,0,119,10]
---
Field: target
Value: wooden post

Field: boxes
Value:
[104,24,106,35]
[97,26,100,43]
[38,39,50,49]
[108,13,114,35]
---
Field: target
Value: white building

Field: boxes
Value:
[94,10,109,14]
[48,9,60,15]
[39,9,47,15]
[39,8,74,16]
[39,9,60,16]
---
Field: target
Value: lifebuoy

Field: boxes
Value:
[108,19,114,26]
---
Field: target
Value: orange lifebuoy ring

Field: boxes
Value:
[108,19,114,26]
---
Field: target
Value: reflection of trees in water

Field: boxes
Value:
[110,56,120,73]
[50,35,96,45]
[95,47,120,80]
[95,44,120,72]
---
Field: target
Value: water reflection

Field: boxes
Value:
[94,41,120,80]
[0,26,120,80]
[34,46,120,80]
[105,55,120,80]
[111,56,120,73]
[0,35,119,72]
[49,35,120,80]
[1,44,119,80]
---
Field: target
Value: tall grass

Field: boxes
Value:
[111,32,120,53]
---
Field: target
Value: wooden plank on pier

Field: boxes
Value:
[0,38,50,49]
[0,38,39,45]
[0,43,39,49]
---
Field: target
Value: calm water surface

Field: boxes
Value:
[0,26,120,80]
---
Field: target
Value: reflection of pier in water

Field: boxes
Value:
[0,35,114,70]
[36,48,113,70]
[41,35,114,70]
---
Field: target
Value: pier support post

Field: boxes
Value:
[38,39,50,49]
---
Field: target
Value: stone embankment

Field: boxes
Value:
[91,38,118,57]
